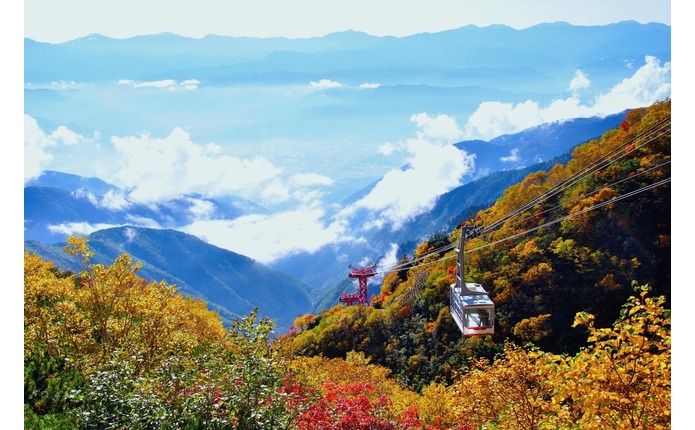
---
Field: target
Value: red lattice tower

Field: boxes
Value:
[339,263,378,306]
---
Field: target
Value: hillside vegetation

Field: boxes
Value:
[286,99,671,388]
[24,100,671,428]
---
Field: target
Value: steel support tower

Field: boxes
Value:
[339,263,377,306]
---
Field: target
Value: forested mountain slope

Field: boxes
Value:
[285,99,671,390]
[25,227,314,332]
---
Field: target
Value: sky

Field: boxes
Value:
[24,0,671,43]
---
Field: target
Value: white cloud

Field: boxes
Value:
[291,188,326,205]
[260,180,292,205]
[124,215,163,228]
[73,188,132,211]
[24,115,91,183]
[185,196,216,220]
[290,173,334,187]
[378,142,398,156]
[50,80,76,89]
[500,148,520,163]
[343,113,474,230]
[463,56,671,140]
[47,222,121,236]
[110,127,282,203]
[118,78,199,90]
[182,207,350,264]
[259,173,334,206]
[464,100,545,141]
[98,190,132,211]
[124,227,137,242]
[591,55,671,115]
[24,116,55,183]
[359,82,380,89]
[50,126,87,145]
[180,79,200,90]
[134,79,177,88]
[410,112,463,142]
[309,79,343,90]
[374,242,399,284]
[569,69,590,95]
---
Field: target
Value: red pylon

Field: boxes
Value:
[339,263,378,306]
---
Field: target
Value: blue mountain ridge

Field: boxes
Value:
[25,226,314,333]
[24,172,268,244]
[25,21,670,89]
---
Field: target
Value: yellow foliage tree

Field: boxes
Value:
[513,313,553,344]
[449,344,559,429]
[447,284,670,429]
[549,284,671,429]
[25,236,227,372]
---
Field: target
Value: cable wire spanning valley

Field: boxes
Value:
[382,116,671,273]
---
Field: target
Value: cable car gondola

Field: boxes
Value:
[450,225,495,336]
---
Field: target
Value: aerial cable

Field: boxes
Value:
[483,119,670,235]
[482,117,670,233]
[501,159,671,232]
[382,175,670,273]
[481,119,670,236]
[467,177,671,255]
[397,176,671,271]
[379,116,671,273]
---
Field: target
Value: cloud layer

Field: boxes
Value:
[343,113,474,231]
[182,205,350,264]
[463,56,671,140]
[25,54,671,264]
[111,127,283,203]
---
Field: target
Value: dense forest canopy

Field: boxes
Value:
[24,99,671,429]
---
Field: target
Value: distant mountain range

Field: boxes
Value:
[25,227,314,333]
[25,21,670,92]
[25,21,670,193]
[24,171,268,244]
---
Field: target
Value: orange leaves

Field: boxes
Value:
[397,305,413,320]
[513,313,553,343]
[449,343,560,429]
[293,313,317,333]
[596,273,622,292]
[520,262,553,284]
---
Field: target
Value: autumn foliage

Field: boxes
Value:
[25,239,670,428]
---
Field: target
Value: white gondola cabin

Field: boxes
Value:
[450,282,495,336]
[449,224,495,336]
